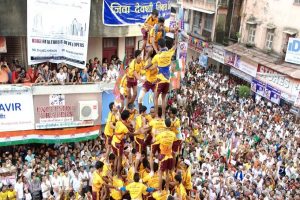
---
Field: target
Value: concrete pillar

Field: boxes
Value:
[118,37,125,60]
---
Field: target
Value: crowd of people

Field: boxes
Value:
[0,57,121,85]
[0,10,300,200]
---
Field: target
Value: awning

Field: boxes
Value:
[283,28,298,35]
[225,43,300,79]
[186,7,215,14]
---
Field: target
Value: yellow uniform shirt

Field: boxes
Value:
[152,48,175,82]
[156,130,176,156]
[104,112,117,137]
[143,16,158,31]
[145,59,158,83]
[110,176,124,200]
[182,167,193,190]
[143,172,160,189]
[149,26,170,45]
[135,115,145,140]
[149,118,166,139]
[101,163,112,177]
[129,109,138,121]
[127,59,145,78]
[92,171,104,193]
[112,121,129,145]
[125,182,148,200]
[127,166,135,184]
[170,117,181,135]
[7,190,16,200]
[175,183,187,200]
[152,190,169,200]
[120,75,128,96]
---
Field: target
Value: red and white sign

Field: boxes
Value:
[257,64,300,102]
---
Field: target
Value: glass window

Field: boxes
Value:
[265,30,274,50]
[103,38,118,48]
[204,14,214,31]
[248,27,256,44]
[125,37,135,47]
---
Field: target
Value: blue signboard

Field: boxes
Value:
[103,0,171,26]
[251,79,265,96]
[265,84,281,105]
[101,88,154,124]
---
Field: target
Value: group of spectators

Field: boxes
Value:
[0,57,299,200]
[0,57,121,85]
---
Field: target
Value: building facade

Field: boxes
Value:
[0,0,143,66]
[225,0,300,104]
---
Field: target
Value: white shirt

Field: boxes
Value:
[56,73,67,84]
[25,193,32,200]
[61,175,70,190]
[41,181,51,199]
[79,171,89,187]
[72,176,82,192]
[15,182,24,199]
[107,69,119,80]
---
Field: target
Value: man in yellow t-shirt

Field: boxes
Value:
[92,161,105,200]
[110,175,124,200]
[138,49,158,111]
[145,35,178,119]
[120,173,155,200]
[154,118,177,191]
[119,74,128,110]
[141,9,159,51]
[104,102,118,159]
[174,174,187,200]
[169,107,182,167]
[149,17,170,53]
[152,179,170,200]
[7,184,16,200]
[126,50,144,108]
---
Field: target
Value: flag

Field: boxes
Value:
[171,60,181,89]
[113,54,126,102]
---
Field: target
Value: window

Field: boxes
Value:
[204,14,214,31]
[248,26,256,44]
[125,37,135,47]
[265,30,274,50]
[103,38,118,48]
[295,0,300,4]
[206,0,216,3]
[192,11,202,36]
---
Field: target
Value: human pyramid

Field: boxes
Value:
[92,11,191,200]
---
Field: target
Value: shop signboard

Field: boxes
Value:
[212,45,225,64]
[0,86,35,132]
[257,64,300,102]
[234,56,257,77]
[34,93,101,129]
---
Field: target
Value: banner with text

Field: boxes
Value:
[251,79,265,97]
[27,0,91,68]
[0,86,35,132]
[103,0,171,26]
[34,93,101,129]
[265,84,281,105]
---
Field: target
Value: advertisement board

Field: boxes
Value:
[0,86,35,132]
[212,45,225,64]
[257,64,300,102]
[265,84,281,105]
[224,50,236,67]
[27,0,91,68]
[285,38,300,65]
[34,93,101,129]
[251,79,265,96]
[103,0,171,26]
[234,56,257,77]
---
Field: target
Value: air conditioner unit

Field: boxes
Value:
[79,101,98,121]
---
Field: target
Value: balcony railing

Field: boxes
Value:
[183,0,216,12]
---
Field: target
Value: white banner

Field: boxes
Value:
[0,86,35,132]
[234,55,257,77]
[27,0,91,69]
[212,45,225,64]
